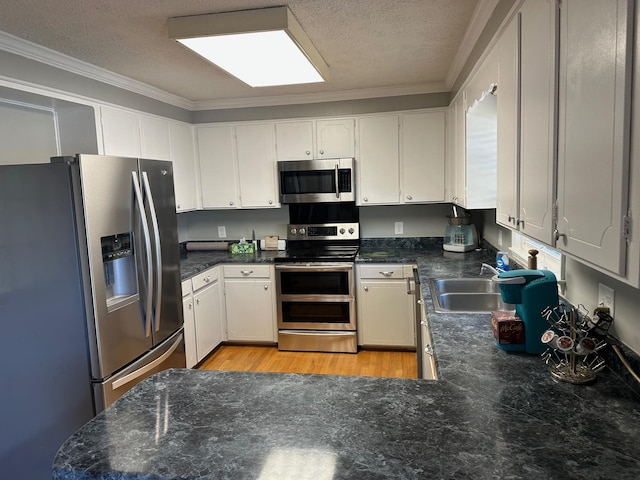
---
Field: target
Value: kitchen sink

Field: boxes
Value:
[429,278,514,313]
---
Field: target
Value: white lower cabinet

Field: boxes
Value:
[183,267,224,366]
[418,288,437,380]
[223,265,276,342]
[356,264,416,348]
[181,279,197,368]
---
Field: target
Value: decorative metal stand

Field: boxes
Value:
[540,304,613,384]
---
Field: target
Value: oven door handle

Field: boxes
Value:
[275,264,353,271]
[335,164,340,198]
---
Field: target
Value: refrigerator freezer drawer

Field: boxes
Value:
[94,328,185,411]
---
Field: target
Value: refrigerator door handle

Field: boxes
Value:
[132,171,153,338]
[141,171,163,332]
[111,332,183,390]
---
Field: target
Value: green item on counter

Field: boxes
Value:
[231,243,255,254]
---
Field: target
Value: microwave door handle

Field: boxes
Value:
[141,171,163,332]
[335,164,340,198]
[131,171,153,338]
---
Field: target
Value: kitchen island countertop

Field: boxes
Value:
[53,245,640,479]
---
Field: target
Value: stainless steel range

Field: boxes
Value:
[275,206,360,353]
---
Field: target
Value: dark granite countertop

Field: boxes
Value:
[54,243,640,479]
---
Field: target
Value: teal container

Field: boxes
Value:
[496,269,559,354]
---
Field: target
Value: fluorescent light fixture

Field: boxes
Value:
[168,6,329,87]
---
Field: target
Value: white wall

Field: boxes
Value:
[0,102,58,164]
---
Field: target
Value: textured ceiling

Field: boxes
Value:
[0,0,485,107]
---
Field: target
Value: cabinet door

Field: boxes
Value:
[100,106,141,157]
[197,125,239,209]
[235,123,279,208]
[357,115,400,205]
[452,96,467,206]
[194,280,223,363]
[275,121,314,160]
[496,17,520,228]
[316,119,355,158]
[169,122,198,212]
[557,0,632,274]
[401,111,445,203]
[518,0,556,244]
[139,115,171,160]
[182,295,198,368]
[225,280,275,342]
[358,280,415,347]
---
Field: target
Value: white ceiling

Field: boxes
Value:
[0,0,497,110]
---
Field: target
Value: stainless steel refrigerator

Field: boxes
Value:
[0,154,185,479]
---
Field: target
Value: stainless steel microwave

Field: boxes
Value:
[278,158,355,203]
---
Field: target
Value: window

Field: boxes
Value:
[509,232,563,280]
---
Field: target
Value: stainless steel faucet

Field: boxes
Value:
[480,263,500,276]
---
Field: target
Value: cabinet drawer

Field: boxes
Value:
[192,267,218,291]
[224,264,271,278]
[358,264,406,279]
[181,279,192,297]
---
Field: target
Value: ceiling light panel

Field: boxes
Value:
[169,7,328,88]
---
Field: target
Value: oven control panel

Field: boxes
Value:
[287,223,359,240]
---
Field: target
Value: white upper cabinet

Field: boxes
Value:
[139,115,171,161]
[196,123,279,210]
[495,17,519,228]
[315,119,355,158]
[235,123,279,208]
[556,0,633,275]
[358,111,446,206]
[100,106,141,158]
[446,95,467,206]
[275,118,355,160]
[401,111,446,203]
[496,0,556,245]
[169,122,198,212]
[357,115,400,205]
[197,125,240,209]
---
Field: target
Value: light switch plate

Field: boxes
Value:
[395,222,403,234]
[218,225,227,238]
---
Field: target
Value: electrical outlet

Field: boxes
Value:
[598,283,615,316]
[498,230,503,246]
[217,225,227,238]
[395,222,403,235]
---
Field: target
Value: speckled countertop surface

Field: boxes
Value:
[53,243,640,479]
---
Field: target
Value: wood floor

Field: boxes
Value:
[199,345,418,379]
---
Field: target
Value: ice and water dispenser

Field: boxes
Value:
[102,232,138,312]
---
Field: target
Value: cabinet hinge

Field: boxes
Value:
[623,213,632,241]
[552,201,559,225]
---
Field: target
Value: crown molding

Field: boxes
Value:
[0,30,448,113]
[444,0,500,88]
[191,83,448,110]
[0,31,195,110]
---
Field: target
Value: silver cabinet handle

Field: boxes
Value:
[363,285,369,292]
[188,302,193,309]
[379,271,393,277]
[241,270,253,276]
[407,195,412,200]
[269,199,273,204]
[196,299,200,305]
[264,284,268,290]
[319,149,324,155]
[204,276,210,283]
[305,151,311,155]
[417,299,424,305]
[363,197,368,202]
[554,229,566,242]
[229,201,234,206]
[406,277,412,294]
[424,344,434,356]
